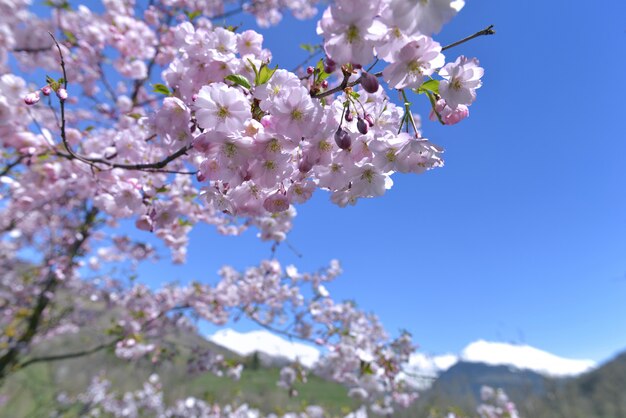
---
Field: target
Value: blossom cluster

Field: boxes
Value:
[476,386,521,418]
[2,0,485,261]
[0,0,490,415]
[62,373,359,418]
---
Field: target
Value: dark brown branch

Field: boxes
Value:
[12,46,54,53]
[18,339,119,369]
[130,13,174,106]
[291,44,323,73]
[47,33,194,174]
[442,24,495,51]
[312,25,495,100]
[0,206,99,382]
[312,70,383,100]
[0,156,24,177]
[13,304,191,375]
[210,6,244,21]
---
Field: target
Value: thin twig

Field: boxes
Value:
[291,44,323,73]
[0,156,24,177]
[18,340,119,369]
[312,25,495,100]
[442,24,495,51]
[47,33,195,174]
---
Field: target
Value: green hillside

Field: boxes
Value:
[0,328,358,417]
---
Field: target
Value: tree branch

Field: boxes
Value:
[47,33,194,174]
[17,339,119,369]
[441,24,495,51]
[0,156,24,177]
[312,25,495,100]
[0,206,99,382]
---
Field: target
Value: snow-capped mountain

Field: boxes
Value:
[460,339,596,377]
[207,329,597,385]
[401,340,596,389]
[208,329,321,368]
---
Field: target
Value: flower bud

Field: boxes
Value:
[321,80,328,89]
[24,92,40,105]
[324,58,336,74]
[56,88,68,101]
[334,127,351,150]
[364,113,374,127]
[357,117,368,134]
[306,66,314,75]
[298,156,314,173]
[41,85,51,96]
[135,215,153,232]
[360,72,379,94]
[345,109,353,122]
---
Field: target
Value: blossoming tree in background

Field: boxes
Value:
[0,0,497,415]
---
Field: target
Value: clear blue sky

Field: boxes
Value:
[136,0,626,363]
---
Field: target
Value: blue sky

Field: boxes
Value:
[134,0,626,363]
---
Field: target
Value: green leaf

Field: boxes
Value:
[152,83,171,96]
[426,91,445,125]
[225,74,252,90]
[257,64,278,86]
[360,361,374,375]
[177,218,193,227]
[185,10,201,21]
[45,0,71,10]
[299,43,316,53]
[63,30,76,45]
[315,59,330,81]
[126,113,142,120]
[155,186,169,193]
[247,58,259,80]
[349,91,360,99]
[417,79,440,95]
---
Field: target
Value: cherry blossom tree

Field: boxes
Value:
[0,0,495,416]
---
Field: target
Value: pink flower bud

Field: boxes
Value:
[135,215,153,232]
[357,117,368,134]
[306,66,314,75]
[298,156,314,173]
[429,99,469,125]
[360,72,379,94]
[41,85,51,96]
[24,92,40,105]
[56,88,68,101]
[334,127,351,150]
[324,58,336,73]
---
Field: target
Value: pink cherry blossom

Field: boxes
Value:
[382,36,445,89]
[439,55,484,109]
[194,82,251,133]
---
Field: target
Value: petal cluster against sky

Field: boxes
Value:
[137,0,626,363]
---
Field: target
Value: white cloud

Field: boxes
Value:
[208,329,321,368]
[460,340,596,377]
[400,340,596,389]
[208,330,597,383]
[400,352,458,389]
